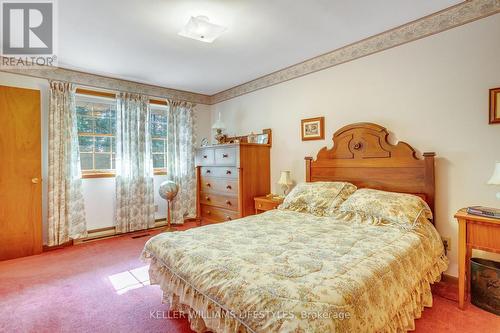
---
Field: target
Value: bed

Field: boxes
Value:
[142,123,448,333]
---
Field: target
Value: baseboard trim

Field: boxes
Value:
[441,273,458,285]
[43,240,73,252]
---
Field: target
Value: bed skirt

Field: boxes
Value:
[142,252,449,333]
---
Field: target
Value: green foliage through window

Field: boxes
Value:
[76,96,116,172]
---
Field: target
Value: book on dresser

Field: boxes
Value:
[195,129,272,224]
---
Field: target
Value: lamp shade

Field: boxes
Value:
[278,171,293,186]
[488,162,500,185]
[212,112,225,129]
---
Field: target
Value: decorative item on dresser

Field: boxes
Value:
[254,195,284,214]
[195,129,272,223]
[212,112,227,144]
[454,209,500,310]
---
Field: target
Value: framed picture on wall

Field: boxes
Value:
[301,117,325,141]
[490,87,500,124]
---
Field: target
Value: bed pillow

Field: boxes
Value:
[338,188,433,226]
[278,181,357,216]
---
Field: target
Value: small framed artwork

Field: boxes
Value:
[257,133,269,144]
[490,87,500,124]
[301,117,325,141]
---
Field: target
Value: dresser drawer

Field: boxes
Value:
[200,166,238,179]
[214,147,237,166]
[200,177,239,196]
[196,148,214,166]
[200,205,239,222]
[200,192,239,211]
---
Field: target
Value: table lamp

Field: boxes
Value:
[487,162,500,199]
[212,112,226,144]
[278,171,293,196]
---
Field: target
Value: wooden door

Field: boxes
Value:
[0,85,42,260]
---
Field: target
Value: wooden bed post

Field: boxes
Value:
[196,166,201,225]
[423,152,436,218]
[305,157,312,182]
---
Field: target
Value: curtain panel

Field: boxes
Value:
[115,93,155,233]
[166,100,197,224]
[47,81,87,246]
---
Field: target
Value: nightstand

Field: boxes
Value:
[254,196,283,214]
[454,208,500,310]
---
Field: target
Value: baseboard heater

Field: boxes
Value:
[74,219,167,244]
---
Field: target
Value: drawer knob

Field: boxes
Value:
[226,185,232,190]
[225,200,232,205]
[206,183,211,187]
[207,210,211,215]
[222,153,229,158]
[203,155,208,159]
[258,203,262,208]
[226,170,231,175]
[205,196,210,201]
[206,170,211,174]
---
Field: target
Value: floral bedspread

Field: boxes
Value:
[142,210,448,333]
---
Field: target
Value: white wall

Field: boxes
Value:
[0,71,211,242]
[211,14,500,277]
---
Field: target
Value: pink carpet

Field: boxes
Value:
[1,223,499,333]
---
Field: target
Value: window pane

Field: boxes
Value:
[79,136,94,152]
[152,139,165,153]
[111,137,116,152]
[80,153,93,170]
[153,154,165,169]
[151,113,167,123]
[95,136,111,152]
[110,118,116,133]
[95,117,111,134]
[76,105,91,115]
[77,116,94,133]
[95,153,111,170]
[93,103,116,118]
[112,153,116,169]
[151,121,167,137]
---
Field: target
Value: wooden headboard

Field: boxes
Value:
[305,122,436,217]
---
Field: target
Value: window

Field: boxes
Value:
[75,90,168,177]
[150,105,168,171]
[76,94,117,174]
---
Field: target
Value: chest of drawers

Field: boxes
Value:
[196,143,271,224]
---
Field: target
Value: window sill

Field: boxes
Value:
[81,170,167,179]
[82,172,115,179]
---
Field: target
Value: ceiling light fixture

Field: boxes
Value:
[178,15,227,43]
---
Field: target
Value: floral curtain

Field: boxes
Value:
[115,93,155,233]
[166,100,197,224]
[48,81,87,246]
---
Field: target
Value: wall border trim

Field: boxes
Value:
[0,66,211,104]
[210,0,500,104]
[1,0,498,105]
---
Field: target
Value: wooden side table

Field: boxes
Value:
[254,196,283,214]
[454,208,500,309]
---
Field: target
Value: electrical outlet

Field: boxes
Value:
[442,236,451,253]
[155,205,159,212]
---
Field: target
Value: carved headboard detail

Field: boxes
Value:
[305,122,436,217]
